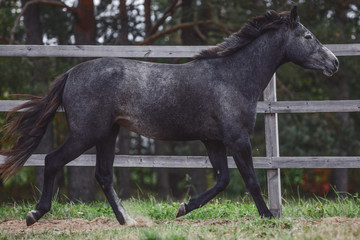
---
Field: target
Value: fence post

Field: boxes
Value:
[263,73,282,217]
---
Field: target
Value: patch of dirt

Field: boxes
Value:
[1,217,360,234]
[0,217,153,234]
[314,217,360,224]
[165,219,236,226]
[301,217,360,227]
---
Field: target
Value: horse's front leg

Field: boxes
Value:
[224,132,273,218]
[176,140,230,217]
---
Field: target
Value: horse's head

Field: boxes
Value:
[285,6,339,76]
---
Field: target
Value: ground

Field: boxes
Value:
[1,199,360,239]
[1,216,360,239]
[0,217,151,234]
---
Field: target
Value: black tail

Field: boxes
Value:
[0,73,68,181]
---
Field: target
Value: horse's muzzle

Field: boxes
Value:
[321,47,339,77]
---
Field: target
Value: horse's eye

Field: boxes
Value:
[304,34,312,40]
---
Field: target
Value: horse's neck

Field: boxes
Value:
[225,31,287,97]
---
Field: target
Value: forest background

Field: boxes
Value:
[0,0,360,203]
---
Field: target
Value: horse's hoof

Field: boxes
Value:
[266,212,275,218]
[26,210,38,226]
[261,210,274,218]
[176,203,186,218]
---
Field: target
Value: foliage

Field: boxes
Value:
[0,0,22,43]
[2,194,359,221]
[40,4,74,45]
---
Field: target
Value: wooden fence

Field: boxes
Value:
[1,44,360,217]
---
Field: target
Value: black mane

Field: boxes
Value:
[194,10,292,59]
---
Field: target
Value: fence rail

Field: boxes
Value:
[1,43,360,217]
[1,155,360,169]
[2,99,360,113]
[0,44,360,58]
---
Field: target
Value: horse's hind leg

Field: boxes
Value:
[176,140,230,217]
[95,125,137,226]
[26,136,93,226]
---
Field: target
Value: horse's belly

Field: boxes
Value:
[115,115,212,141]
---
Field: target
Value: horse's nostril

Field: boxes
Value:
[334,59,339,68]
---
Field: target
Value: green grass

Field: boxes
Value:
[1,195,360,239]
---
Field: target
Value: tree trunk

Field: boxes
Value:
[67,0,97,202]
[73,0,96,45]
[21,0,43,44]
[118,0,130,44]
[144,0,152,38]
[67,148,97,202]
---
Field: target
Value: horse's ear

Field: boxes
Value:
[289,5,299,27]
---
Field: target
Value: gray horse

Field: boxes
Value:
[0,6,338,226]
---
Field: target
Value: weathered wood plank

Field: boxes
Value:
[0,44,359,58]
[0,100,65,112]
[0,45,209,58]
[0,100,26,112]
[1,155,359,168]
[1,100,360,113]
[0,154,264,168]
[264,74,282,217]
[326,44,360,56]
[271,156,360,169]
[268,100,360,113]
